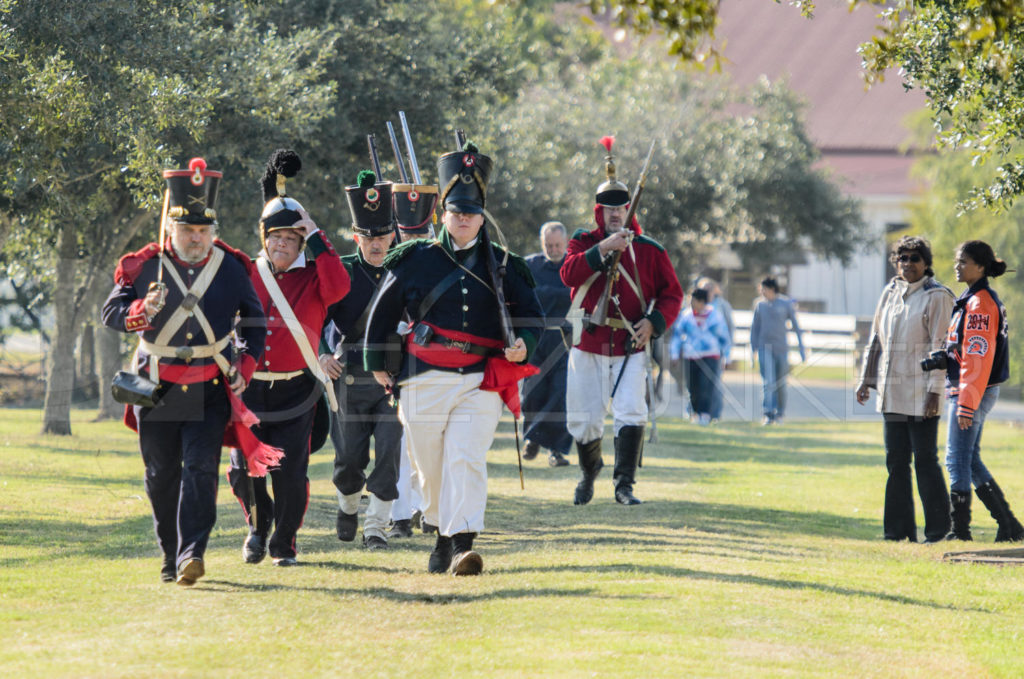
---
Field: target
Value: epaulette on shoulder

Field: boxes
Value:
[382,238,426,270]
[340,252,359,269]
[570,227,590,240]
[492,244,535,287]
[633,233,666,253]
[114,242,161,286]
[215,240,256,275]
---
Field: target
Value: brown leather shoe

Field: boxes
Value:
[176,558,204,586]
[451,550,483,576]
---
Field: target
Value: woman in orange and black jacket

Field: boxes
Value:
[943,240,1022,542]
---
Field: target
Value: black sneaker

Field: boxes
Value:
[548,451,569,467]
[160,555,176,583]
[363,534,388,551]
[336,508,358,542]
[387,519,414,539]
[243,533,267,564]
[523,440,540,460]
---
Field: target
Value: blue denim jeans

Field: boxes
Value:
[757,348,789,419]
[945,386,999,493]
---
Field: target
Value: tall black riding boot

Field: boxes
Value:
[975,480,1024,542]
[573,439,604,505]
[946,490,973,541]
[613,425,644,506]
[451,531,483,576]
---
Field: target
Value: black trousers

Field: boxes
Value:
[135,379,230,568]
[882,413,951,541]
[330,374,401,501]
[228,374,318,560]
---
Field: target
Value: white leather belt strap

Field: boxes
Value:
[140,335,231,360]
[140,249,226,382]
[256,256,338,411]
[251,370,304,381]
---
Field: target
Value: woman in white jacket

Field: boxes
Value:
[856,236,954,542]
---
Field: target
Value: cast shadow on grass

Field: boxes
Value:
[194,580,620,605]
[483,492,879,542]
[493,562,990,613]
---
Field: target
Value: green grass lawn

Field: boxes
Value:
[2,408,1023,678]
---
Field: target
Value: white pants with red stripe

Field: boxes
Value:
[566,347,649,443]
[398,370,502,536]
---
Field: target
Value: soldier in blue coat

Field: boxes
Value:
[101,158,269,586]
[521,221,574,467]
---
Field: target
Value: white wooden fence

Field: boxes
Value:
[730,310,867,367]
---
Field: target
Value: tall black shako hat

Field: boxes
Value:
[345,170,395,237]
[393,182,438,236]
[164,158,222,224]
[595,135,630,207]
[259,149,306,246]
[437,141,492,215]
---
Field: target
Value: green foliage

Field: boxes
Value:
[908,143,1024,390]
[858,0,1024,209]
[475,48,865,279]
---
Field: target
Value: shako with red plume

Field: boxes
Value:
[163,157,223,224]
[595,135,629,207]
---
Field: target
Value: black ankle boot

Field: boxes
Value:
[613,425,644,505]
[947,490,973,541]
[428,534,453,574]
[573,439,604,505]
[451,532,482,576]
[975,480,1024,542]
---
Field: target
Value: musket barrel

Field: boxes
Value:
[367,134,382,179]
[399,111,422,184]
[386,121,410,183]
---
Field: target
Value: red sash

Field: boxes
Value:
[405,322,539,417]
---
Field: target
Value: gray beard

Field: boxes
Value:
[171,242,211,264]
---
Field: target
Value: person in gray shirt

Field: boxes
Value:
[749,277,805,425]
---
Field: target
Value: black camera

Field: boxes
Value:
[920,350,948,372]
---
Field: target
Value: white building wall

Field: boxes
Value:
[787,195,907,317]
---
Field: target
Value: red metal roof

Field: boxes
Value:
[714,0,928,195]
[715,0,927,151]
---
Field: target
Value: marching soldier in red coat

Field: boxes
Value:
[561,137,683,506]
[227,149,350,567]
[102,158,273,586]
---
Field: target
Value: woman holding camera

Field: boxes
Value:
[857,236,954,542]
[942,240,1023,541]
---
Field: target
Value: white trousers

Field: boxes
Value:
[566,347,648,443]
[398,370,502,536]
[389,433,422,522]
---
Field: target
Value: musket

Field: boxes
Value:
[398,111,422,184]
[455,128,466,151]
[147,189,170,309]
[587,139,657,333]
[367,134,383,178]
[385,121,410,183]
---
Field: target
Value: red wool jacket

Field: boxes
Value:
[561,219,682,357]
[250,231,350,373]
